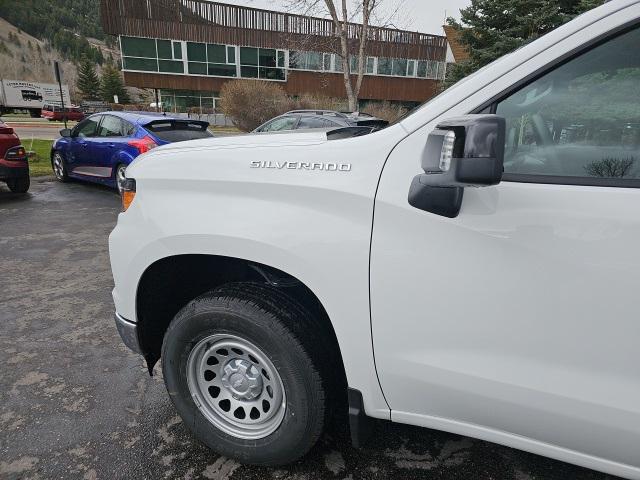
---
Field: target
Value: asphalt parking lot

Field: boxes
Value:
[0,179,618,480]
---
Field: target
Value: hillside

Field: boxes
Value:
[0,17,79,92]
[0,0,108,64]
[0,17,120,101]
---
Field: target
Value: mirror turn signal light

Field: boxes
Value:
[439,130,456,172]
[121,178,136,212]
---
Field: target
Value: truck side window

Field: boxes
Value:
[496,26,640,182]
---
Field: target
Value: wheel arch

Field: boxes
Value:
[135,254,347,392]
[112,149,136,167]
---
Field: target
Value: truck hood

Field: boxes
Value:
[125,122,406,182]
[150,131,328,154]
[127,130,331,175]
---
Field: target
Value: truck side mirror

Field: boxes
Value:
[408,115,506,218]
[60,128,72,138]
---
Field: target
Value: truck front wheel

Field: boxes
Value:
[161,283,326,465]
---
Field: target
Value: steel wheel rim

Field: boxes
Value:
[186,334,286,440]
[116,165,127,193]
[53,153,64,179]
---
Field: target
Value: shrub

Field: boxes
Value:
[361,101,409,123]
[294,93,348,112]
[219,80,295,131]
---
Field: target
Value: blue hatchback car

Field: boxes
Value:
[51,111,212,192]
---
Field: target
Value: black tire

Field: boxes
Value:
[6,176,30,193]
[51,151,69,182]
[114,163,127,194]
[162,283,326,466]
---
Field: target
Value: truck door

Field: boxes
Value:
[370,23,640,469]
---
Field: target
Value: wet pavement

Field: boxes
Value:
[0,179,618,480]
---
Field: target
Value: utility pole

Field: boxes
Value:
[53,61,67,129]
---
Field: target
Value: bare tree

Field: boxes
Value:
[285,0,399,111]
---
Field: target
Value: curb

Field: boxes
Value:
[7,123,70,128]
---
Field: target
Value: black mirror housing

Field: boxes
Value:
[409,115,506,218]
[59,128,72,138]
[421,115,506,187]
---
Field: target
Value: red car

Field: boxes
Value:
[0,120,29,193]
[41,104,85,122]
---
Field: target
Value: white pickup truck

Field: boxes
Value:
[109,1,640,478]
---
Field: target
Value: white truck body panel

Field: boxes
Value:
[110,125,409,418]
[0,79,71,110]
[109,1,640,477]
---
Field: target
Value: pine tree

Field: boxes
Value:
[76,56,101,101]
[100,63,131,104]
[446,0,606,84]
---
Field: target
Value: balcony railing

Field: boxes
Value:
[101,0,447,61]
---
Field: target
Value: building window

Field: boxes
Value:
[241,47,285,80]
[349,56,358,73]
[417,60,427,78]
[259,48,277,67]
[289,51,323,72]
[173,41,182,60]
[392,58,408,76]
[407,60,416,77]
[187,42,206,62]
[159,89,219,112]
[377,57,393,76]
[208,44,226,63]
[240,47,258,66]
[366,57,375,75]
[187,41,237,77]
[159,60,184,73]
[121,37,158,72]
[323,53,332,71]
[308,52,323,71]
[157,40,173,59]
[290,52,378,75]
[417,60,445,79]
[120,36,185,74]
[121,37,156,58]
[121,35,443,82]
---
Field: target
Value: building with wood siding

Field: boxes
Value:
[100,0,448,111]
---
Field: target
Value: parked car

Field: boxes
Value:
[253,110,388,133]
[41,104,85,122]
[0,120,29,193]
[51,111,213,192]
[109,2,640,479]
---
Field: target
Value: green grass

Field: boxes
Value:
[23,139,54,177]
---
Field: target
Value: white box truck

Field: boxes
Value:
[0,79,71,117]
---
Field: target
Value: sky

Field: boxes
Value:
[223,0,472,36]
